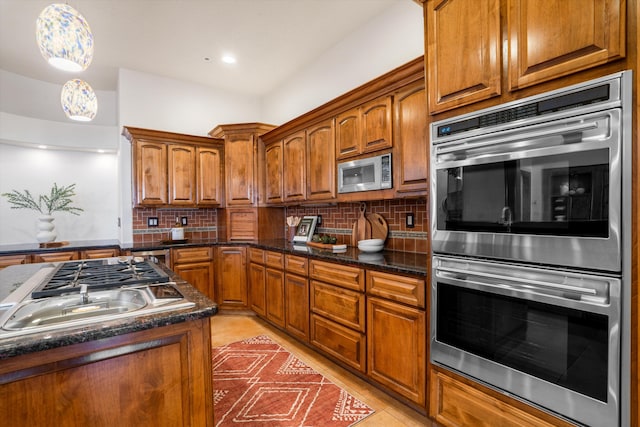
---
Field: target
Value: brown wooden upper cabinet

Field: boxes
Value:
[264,141,283,204]
[283,131,306,202]
[336,95,393,160]
[425,0,625,114]
[306,119,336,201]
[124,127,224,208]
[223,133,257,206]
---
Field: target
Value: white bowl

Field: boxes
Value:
[358,238,384,246]
[358,243,384,253]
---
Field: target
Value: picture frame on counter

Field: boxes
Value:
[292,216,318,243]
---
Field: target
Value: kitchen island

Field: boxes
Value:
[0,261,218,426]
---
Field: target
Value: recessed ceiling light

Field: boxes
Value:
[221,55,236,64]
[38,145,47,149]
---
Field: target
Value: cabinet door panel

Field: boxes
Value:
[196,147,223,206]
[173,261,214,300]
[249,262,266,316]
[265,142,283,204]
[216,247,247,308]
[285,273,309,342]
[283,132,306,202]
[508,0,625,90]
[394,83,428,194]
[335,108,361,160]
[367,297,426,407]
[265,268,285,327]
[427,0,501,113]
[135,140,167,205]
[306,120,336,201]
[361,96,392,153]
[168,144,196,205]
[225,135,255,205]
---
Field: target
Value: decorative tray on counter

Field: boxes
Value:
[305,241,348,252]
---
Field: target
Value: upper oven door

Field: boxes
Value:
[431,109,622,272]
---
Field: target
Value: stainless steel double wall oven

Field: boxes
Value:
[429,71,632,427]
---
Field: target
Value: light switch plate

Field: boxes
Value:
[147,217,159,227]
[406,213,415,228]
[181,216,188,226]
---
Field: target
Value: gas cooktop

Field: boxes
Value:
[31,259,169,299]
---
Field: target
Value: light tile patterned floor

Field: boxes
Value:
[210,313,434,427]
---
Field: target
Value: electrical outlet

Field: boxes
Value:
[181,216,188,226]
[317,215,322,226]
[147,217,159,227]
[406,213,415,228]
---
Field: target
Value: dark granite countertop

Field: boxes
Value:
[0,239,122,254]
[0,262,218,360]
[1,238,427,276]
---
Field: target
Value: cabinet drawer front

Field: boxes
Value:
[248,248,264,264]
[285,254,308,275]
[265,251,284,269]
[81,248,120,259]
[367,270,425,308]
[309,260,364,291]
[172,247,212,264]
[310,314,366,373]
[310,280,365,332]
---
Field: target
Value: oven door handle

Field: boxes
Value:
[435,120,599,157]
[436,265,598,296]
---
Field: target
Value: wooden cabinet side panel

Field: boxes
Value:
[306,119,336,201]
[367,297,426,407]
[426,0,502,113]
[135,140,168,206]
[0,319,213,427]
[361,95,393,153]
[508,0,626,90]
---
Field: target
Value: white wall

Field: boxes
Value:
[0,144,119,244]
[261,1,424,125]
[117,69,261,136]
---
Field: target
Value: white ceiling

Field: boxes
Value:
[0,0,404,96]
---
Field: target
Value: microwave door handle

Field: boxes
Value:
[435,121,599,157]
[436,265,598,296]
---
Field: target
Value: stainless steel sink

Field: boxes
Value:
[4,288,148,330]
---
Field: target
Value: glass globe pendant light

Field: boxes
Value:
[36,3,94,72]
[61,79,98,121]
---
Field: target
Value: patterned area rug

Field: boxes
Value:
[212,335,375,426]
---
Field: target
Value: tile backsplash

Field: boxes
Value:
[132,198,428,254]
[132,208,217,243]
[286,198,428,254]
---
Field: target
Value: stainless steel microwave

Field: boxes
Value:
[337,153,392,193]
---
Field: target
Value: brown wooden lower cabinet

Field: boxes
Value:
[265,267,285,327]
[248,262,267,316]
[216,246,247,308]
[0,254,30,270]
[430,366,576,427]
[172,247,214,300]
[284,272,309,342]
[32,250,79,263]
[0,318,213,426]
[367,296,426,408]
[310,313,366,373]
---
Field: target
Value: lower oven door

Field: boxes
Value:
[431,255,620,427]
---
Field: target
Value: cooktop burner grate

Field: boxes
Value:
[31,259,169,298]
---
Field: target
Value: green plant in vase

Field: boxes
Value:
[2,183,83,243]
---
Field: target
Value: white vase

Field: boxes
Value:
[36,215,57,243]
